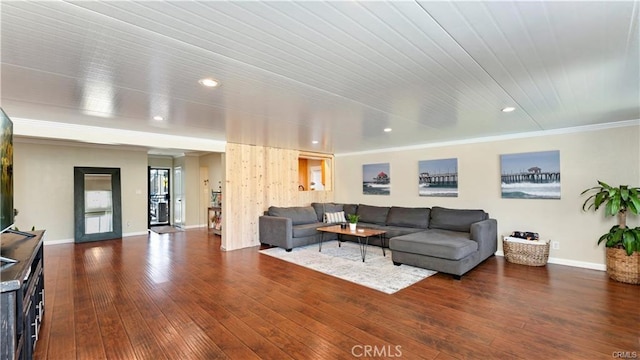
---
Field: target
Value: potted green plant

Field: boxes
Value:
[581,181,640,284]
[346,214,360,231]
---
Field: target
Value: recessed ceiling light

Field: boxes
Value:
[199,78,219,87]
[383,128,392,132]
[501,107,516,112]
[153,116,164,121]
[312,140,319,144]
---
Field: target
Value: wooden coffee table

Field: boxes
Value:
[317,224,387,262]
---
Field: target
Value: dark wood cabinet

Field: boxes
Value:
[1,230,45,360]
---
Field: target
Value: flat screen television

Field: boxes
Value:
[1,107,14,233]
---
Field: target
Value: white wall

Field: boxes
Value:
[201,152,224,194]
[148,155,173,168]
[334,124,640,269]
[14,139,149,243]
[200,152,224,226]
[185,155,202,228]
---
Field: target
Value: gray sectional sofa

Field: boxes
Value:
[259,203,497,278]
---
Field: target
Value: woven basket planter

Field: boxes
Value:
[503,239,550,266]
[606,247,640,284]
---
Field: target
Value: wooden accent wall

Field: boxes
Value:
[222,143,334,251]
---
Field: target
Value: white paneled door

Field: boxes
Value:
[173,167,184,228]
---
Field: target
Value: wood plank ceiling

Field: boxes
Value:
[1,1,638,154]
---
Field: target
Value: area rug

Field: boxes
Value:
[150,226,184,234]
[260,240,437,294]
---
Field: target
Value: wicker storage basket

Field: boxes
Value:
[503,237,550,266]
[606,247,640,284]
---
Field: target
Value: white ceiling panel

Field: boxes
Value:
[420,1,640,128]
[1,1,638,154]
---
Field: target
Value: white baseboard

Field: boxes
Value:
[495,251,606,271]
[124,231,148,237]
[44,238,74,245]
[546,257,606,271]
[43,230,150,246]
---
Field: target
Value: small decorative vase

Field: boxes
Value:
[349,223,357,231]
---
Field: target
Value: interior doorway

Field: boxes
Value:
[149,167,170,227]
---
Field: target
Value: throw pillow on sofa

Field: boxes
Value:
[324,211,347,224]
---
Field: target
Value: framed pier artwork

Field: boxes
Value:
[500,150,561,199]
[363,163,390,195]
[418,158,458,197]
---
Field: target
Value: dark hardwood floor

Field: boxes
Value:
[34,229,638,359]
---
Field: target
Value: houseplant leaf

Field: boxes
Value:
[594,191,608,209]
[597,232,609,245]
[620,186,629,201]
[628,189,640,214]
[608,227,623,247]
[582,181,640,255]
[346,214,360,224]
[605,195,621,217]
[622,231,636,255]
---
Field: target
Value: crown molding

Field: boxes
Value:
[335,119,640,157]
